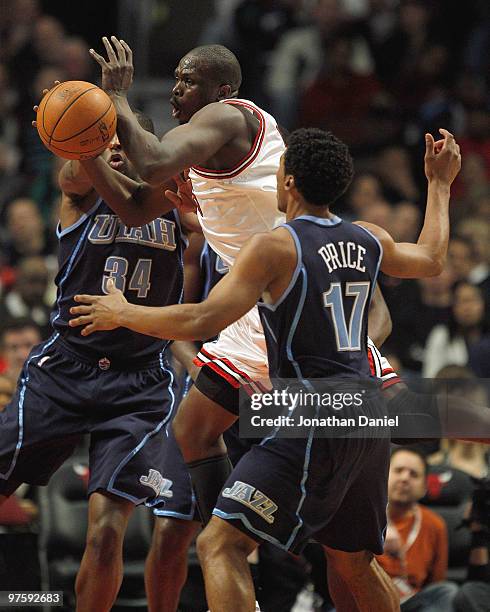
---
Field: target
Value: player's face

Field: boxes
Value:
[103,134,135,179]
[171,56,217,124]
[388,451,426,506]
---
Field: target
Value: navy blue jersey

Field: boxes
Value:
[200,241,229,300]
[52,198,185,362]
[258,215,382,379]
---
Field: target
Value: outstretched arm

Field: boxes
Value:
[90,37,240,185]
[69,231,291,340]
[356,129,461,278]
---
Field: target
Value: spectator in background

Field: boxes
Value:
[0,373,15,411]
[232,0,298,106]
[384,266,454,372]
[0,319,41,382]
[60,36,96,83]
[265,0,347,127]
[390,202,422,243]
[297,33,380,146]
[454,478,490,612]
[423,282,489,377]
[456,219,490,300]
[429,367,489,480]
[2,198,56,267]
[377,447,458,611]
[376,145,420,204]
[0,256,52,338]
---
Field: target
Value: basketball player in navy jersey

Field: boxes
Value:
[0,110,189,612]
[70,126,461,610]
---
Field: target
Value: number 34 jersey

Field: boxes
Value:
[258,215,382,380]
[52,198,185,362]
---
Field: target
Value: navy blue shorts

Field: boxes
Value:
[213,406,390,555]
[153,367,259,521]
[0,335,177,506]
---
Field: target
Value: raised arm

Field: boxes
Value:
[90,37,240,185]
[357,129,461,278]
[69,230,293,340]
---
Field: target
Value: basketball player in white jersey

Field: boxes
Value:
[88,37,287,611]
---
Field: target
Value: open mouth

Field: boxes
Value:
[109,153,124,170]
[170,99,181,119]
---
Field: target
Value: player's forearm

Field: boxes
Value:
[416,179,451,273]
[171,341,200,373]
[59,160,92,196]
[111,94,172,185]
[80,157,173,226]
[118,302,221,341]
[368,285,392,347]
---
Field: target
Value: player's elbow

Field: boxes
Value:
[426,256,445,277]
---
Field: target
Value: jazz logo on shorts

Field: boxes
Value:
[140,469,173,498]
[222,480,278,524]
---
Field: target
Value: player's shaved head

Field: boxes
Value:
[184,45,242,95]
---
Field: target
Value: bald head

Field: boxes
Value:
[184,45,242,96]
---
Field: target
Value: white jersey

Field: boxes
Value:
[189,98,285,268]
[189,99,284,382]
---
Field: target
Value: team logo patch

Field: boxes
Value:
[139,469,173,498]
[98,357,111,370]
[222,480,278,524]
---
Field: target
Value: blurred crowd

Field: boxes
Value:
[0,0,489,608]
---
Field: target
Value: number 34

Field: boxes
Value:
[102,256,152,298]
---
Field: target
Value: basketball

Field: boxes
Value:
[36,81,117,160]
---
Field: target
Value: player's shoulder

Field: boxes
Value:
[191,100,247,128]
[243,226,295,262]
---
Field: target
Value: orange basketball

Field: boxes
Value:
[36,81,117,160]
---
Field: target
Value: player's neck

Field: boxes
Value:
[287,199,336,222]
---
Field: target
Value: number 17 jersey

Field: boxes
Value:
[52,198,185,363]
[258,215,382,380]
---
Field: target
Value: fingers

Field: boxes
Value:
[425,133,435,156]
[69,305,92,315]
[33,105,39,112]
[89,48,110,69]
[74,294,97,303]
[68,315,93,328]
[164,190,182,207]
[106,278,119,293]
[102,36,118,63]
[111,36,126,63]
[120,39,133,64]
[32,120,37,127]
[439,128,454,139]
[81,324,96,337]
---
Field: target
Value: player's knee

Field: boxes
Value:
[86,508,130,566]
[196,521,252,565]
[151,517,197,562]
[324,547,373,579]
